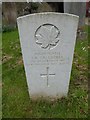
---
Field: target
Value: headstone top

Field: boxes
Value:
[17,12,79,20]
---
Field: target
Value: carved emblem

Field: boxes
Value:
[35,24,60,50]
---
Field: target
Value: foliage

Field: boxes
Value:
[31,3,39,10]
[2,25,17,33]
[2,26,89,118]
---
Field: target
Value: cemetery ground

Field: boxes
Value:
[2,25,89,118]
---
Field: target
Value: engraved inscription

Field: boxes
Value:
[40,67,55,87]
[30,52,70,66]
[35,24,60,50]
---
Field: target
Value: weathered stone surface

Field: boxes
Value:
[17,12,79,99]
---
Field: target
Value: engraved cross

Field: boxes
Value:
[40,67,55,87]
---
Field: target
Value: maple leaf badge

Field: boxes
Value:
[35,24,60,50]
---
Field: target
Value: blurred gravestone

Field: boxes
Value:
[2,2,17,31]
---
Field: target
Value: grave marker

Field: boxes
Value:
[17,12,79,99]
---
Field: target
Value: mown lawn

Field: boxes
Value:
[2,26,89,118]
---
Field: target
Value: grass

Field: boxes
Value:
[2,26,89,118]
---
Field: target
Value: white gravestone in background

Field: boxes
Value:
[17,12,79,99]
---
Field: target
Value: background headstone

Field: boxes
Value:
[2,2,17,27]
[64,2,86,27]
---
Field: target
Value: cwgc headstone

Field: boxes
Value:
[17,12,79,99]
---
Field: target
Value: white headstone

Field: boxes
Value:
[17,12,79,99]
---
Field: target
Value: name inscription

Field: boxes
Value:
[30,51,69,66]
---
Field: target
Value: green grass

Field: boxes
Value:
[2,26,89,118]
